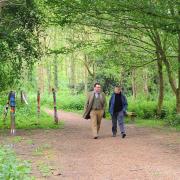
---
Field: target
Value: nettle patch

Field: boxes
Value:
[0,146,34,180]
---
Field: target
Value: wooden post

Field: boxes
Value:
[3,104,9,125]
[9,91,16,135]
[37,90,40,117]
[10,107,16,135]
[52,88,58,124]
[20,91,23,103]
[20,91,28,105]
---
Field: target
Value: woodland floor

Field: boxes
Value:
[0,110,180,180]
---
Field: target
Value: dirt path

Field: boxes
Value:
[1,110,180,180]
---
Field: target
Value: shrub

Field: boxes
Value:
[128,100,157,119]
[165,113,180,126]
[0,146,33,180]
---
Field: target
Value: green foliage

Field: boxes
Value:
[41,91,85,111]
[128,100,157,119]
[128,97,176,120]
[0,0,44,92]
[87,62,120,94]
[165,114,180,127]
[41,91,180,126]
[0,146,33,180]
[0,94,64,130]
[135,119,165,129]
[37,162,51,177]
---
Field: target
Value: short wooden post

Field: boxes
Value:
[37,90,40,117]
[9,91,16,135]
[52,88,58,124]
[3,104,9,125]
[10,107,16,135]
[20,91,23,103]
[21,91,28,105]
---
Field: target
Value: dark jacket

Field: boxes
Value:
[83,91,106,119]
[109,93,128,116]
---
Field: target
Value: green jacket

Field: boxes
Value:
[83,91,106,119]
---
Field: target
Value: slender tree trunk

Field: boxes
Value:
[176,32,180,114]
[28,68,33,82]
[47,62,52,94]
[120,67,124,85]
[156,51,164,116]
[84,56,88,94]
[70,53,76,89]
[65,57,68,77]
[154,31,180,114]
[52,88,58,124]
[131,68,137,100]
[84,55,96,83]
[143,68,149,98]
[20,91,23,103]
[38,63,45,93]
[155,31,177,93]
[53,54,59,91]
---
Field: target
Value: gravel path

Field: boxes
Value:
[1,110,179,180]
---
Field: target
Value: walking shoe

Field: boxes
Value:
[112,133,116,137]
[121,133,126,138]
[94,136,98,139]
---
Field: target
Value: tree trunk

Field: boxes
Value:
[47,62,52,94]
[38,63,45,93]
[53,54,59,91]
[176,88,180,114]
[131,68,137,100]
[84,55,96,82]
[143,68,149,98]
[177,32,180,114]
[70,53,76,89]
[155,31,177,94]
[156,51,164,116]
[154,31,179,115]
[84,60,88,94]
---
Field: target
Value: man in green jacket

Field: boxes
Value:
[83,83,106,139]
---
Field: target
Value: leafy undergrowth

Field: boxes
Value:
[0,146,34,180]
[130,119,180,132]
[0,103,64,130]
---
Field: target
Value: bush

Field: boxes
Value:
[1,91,179,128]
[0,146,33,180]
[128,100,157,119]
[128,98,177,121]
[39,91,85,111]
[0,97,64,129]
[57,93,85,111]
[165,113,180,126]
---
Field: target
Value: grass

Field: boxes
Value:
[11,136,24,143]
[26,139,34,145]
[128,118,180,132]
[37,162,52,177]
[0,101,64,130]
[0,91,179,132]
[33,144,52,156]
[0,146,34,180]
[134,119,165,128]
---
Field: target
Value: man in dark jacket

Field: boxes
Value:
[109,85,128,138]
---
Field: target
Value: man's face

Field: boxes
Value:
[114,87,121,94]
[94,84,101,93]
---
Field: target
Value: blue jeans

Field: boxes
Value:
[112,110,125,134]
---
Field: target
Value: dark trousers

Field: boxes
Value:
[112,110,125,134]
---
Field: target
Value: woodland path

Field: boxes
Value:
[1,110,180,180]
